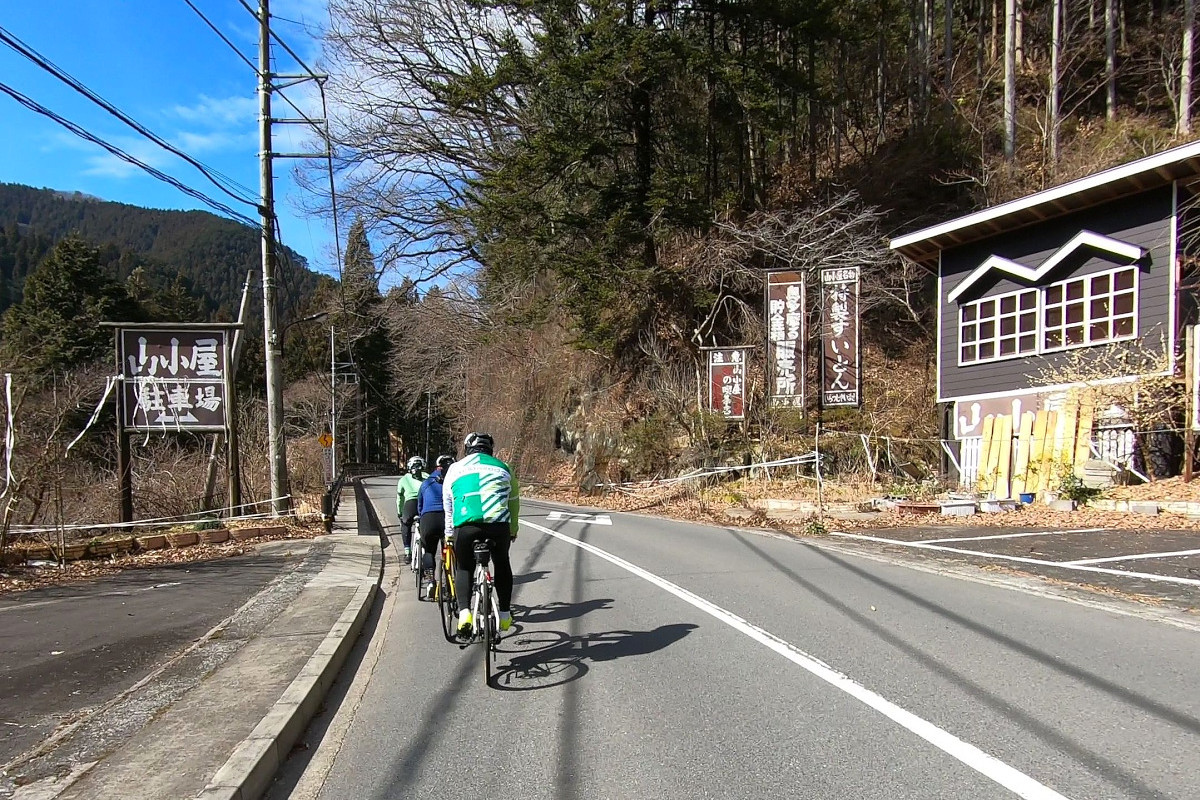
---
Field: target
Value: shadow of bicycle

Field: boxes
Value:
[491,623,697,692]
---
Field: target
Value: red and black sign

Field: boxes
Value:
[820,267,861,408]
[706,348,748,420]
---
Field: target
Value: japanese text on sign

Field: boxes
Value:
[120,329,229,430]
[820,267,860,408]
[707,348,747,420]
[766,271,804,409]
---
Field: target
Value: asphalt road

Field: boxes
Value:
[291,481,1200,799]
[0,545,307,766]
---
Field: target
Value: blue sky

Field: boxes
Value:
[0,1,338,275]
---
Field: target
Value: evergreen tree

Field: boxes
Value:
[335,219,394,461]
[1,237,144,377]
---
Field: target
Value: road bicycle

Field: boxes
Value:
[436,537,459,642]
[460,539,503,686]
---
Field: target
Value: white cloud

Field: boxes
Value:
[170,94,259,127]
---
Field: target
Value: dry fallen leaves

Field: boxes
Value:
[0,522,324,597]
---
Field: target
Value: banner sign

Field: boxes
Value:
[119,328,231,430]
[766,271,805,409]
[820,266,861,408]
[706,348,748,420]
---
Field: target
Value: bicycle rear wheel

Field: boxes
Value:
[481,579,493,686]
[438,548,457,642]
[413,538,424,595]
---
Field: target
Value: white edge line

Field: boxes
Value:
[921,528,1107,544]
[521,518,1072,800]
[828,532,1200,588]
[1062,548,1200,566]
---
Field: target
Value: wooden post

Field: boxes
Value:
[113,330,133,523]
[1186,326,1195,482]
[224,330,242,513]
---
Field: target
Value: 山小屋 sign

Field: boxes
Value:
[120,328,230,430]
[820,267,860,408]
[706,348,748,420]
[766,271,804,409]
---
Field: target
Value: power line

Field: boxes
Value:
[181,0,258,74]
[0,24,260,209]
[0,79,261,228]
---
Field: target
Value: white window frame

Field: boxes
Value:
[1041,265,1138,353]
[955,265,1140,365]
[957,287,1040,366]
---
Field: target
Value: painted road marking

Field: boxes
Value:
[546,511,612,526]
[522,518,1072,800]
[1061,547,1200,566]
[827,531,1200,588]
[921,528,1106,544]
[0,581,185,614]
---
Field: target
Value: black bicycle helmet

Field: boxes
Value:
[436,454,454,470]
[463,432,494,455]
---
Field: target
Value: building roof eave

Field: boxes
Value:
[889,139,1200,264]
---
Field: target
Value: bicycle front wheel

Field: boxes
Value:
[438,548,457,642]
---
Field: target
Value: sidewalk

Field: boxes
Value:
[4,485,380,800]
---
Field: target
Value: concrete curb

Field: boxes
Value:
[195,533,382,800]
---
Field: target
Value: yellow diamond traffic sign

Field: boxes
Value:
[318,432,333,448]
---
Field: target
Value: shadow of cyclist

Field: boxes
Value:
[512,569,551,586]
[493,624,696,692]
[514,597,613,623]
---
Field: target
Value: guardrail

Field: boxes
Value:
[320,463,399,531]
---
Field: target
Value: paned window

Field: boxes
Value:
[959,288,1039,365]
[1042,266,1137,351]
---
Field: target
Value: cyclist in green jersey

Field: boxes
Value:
[442,432,519,636]
[397,456,428,561]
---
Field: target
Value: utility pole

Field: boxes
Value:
[259,0,289,515]
[330,325,338,481]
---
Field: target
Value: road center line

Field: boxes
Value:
[1061,547,1200,566]
[827,531,1200,588]
[921,528,1105,544]
[521,518,1071,800]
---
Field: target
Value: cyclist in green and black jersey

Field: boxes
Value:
[442,432,520,637]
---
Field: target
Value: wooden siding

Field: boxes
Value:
[938,186,1174,402]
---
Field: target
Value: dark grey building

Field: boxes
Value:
[891,141,1200,484]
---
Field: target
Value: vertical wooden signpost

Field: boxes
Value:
[819,266,861,409]
[765,271,806,410]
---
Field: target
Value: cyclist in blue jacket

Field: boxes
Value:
[416,454,454,595]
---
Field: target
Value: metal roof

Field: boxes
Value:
[889,138,1200,265]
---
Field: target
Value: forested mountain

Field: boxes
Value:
[0,183,322,319]
[325,0,1200,481]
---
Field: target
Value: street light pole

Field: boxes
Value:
[259,0,289,515]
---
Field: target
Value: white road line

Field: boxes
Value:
[521,518,1072,800]
[921,528,1106,544]
[1061,548,1200,566]
[0,581,185,614]
[546,511,612,525]
[827,531,1200,588]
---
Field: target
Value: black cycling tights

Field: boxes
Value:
[419,511,444,571]
[453,522,513,613]
[400,499,418,548]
